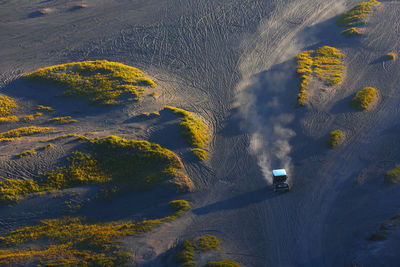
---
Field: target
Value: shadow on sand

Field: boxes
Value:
[193,187,277,216]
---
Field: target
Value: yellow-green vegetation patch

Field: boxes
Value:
[0,200,190,266]
[0,96,18,117]
[24,60,156,105]
[385,164,400,184]
[163,106,209,160]
[337,0,379,27]
[36,105,55,111]
[15,150,36,159]
[42,143,54,150]
[0,126,54,142]
[48,116,77,124]
[22,112,43,122]
[0,179,40,203]
[386,52,397,61]
[191,148,208,161]
[341,27,362,37]
[46,133,79,142]
[0,116,18,124]
[206,260,243,267]
[295,46,345,105]
[350,87,377,110]
[327,129,343,148]
[174,235,219,267]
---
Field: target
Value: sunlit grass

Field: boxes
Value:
[22,112,43,122]
[15,149,36,159]
[36,105,55,111]
[0,116,18,124]
[163,106,209,160]
[340,27,362,37]
[48,116,77,124]
[337,0,379,27]
[350,87,377,110]
[295,47,345,105]
[386,52,397,61]
[0,126,54,142]
[0,136,192,203]
[0,200,190,266]
[0,96,18,117]
[24,60,156,105]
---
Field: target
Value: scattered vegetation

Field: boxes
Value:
[191,148,208,161]
[163,106,209,160]
[295,46,345,105]
[368,214,400,242]
[327,130,343,148]
[22,112,43,122]
[24,60,156,105]
[0,126,54,142]
[0,200,190,266]
[0,179,40,203]
[16,150,36,159]
[0,136,192,203]
[174,235,219,266]
[0,116,18,124]
[46,133,79,142]
[350,87,377,110]
[36,105,55,111]
[341,27,362,37]
[0,95,18,117]
[385,164,400,184]
[337,0,379,27]
[42,143,54,150]
[138,111,160,119]
[206,260,243,267]
[48,116,77,124]
[386,52,397,61]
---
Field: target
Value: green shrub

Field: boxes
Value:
[0,95,18,117]
[0,200,190,266]
[48,116,77,124]
[385,164,400,183]
[0,179,40,202]
[191,148,208,161]
[163,106,209,159]
[206,260,243,267]
[341,27,362,37]
[22,112,43,122]
[350,87,377,110]
[327,130,343,148]
[337,0,379,27]
[174,235,219,266]
[24,60,156,105]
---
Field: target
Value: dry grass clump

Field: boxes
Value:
[22,112,43,122]
[46,133,79,142]
[350,87,377,110]
[327,130,343,148]
[42,143,54,150]
[295,47,345,105]
[48,116,77,124]
[174,235,219,267]
[337,0,379,27]
[341,27,362,37]
[16,150,36,159]
[385,164,400,184]
[163,106,209,160]
[24,60,156,105]
[0,200,190,266]
[36,105,55,111]
[0,116,18,124]
[0,126,54,142]
[206,260,243,267]
[386,52,397,61]
[0,96,18,117]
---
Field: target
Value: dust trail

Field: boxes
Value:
[234,1,347,184]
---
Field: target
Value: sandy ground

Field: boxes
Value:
[1,0,400,266]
